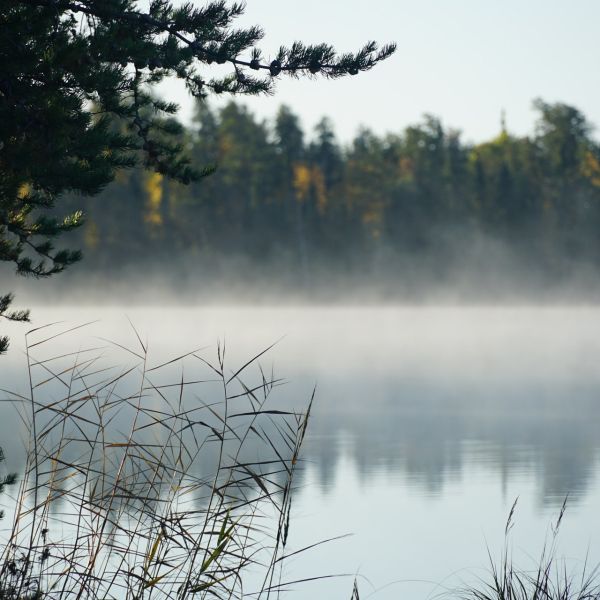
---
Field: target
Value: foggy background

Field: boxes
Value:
[5,97,600,305]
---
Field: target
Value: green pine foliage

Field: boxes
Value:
[0,0,396,347]
[0,294,30,355]
[0,447,16,521]
[1,0,394,277]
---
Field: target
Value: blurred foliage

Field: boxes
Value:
[59,98,600,293]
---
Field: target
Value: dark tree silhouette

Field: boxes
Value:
[0,0,396,352]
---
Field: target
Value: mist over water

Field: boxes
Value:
[7,236,600,306]
[1,304,599,598]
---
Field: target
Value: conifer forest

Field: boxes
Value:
[56,98,600,300]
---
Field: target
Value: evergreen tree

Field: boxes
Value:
[309,118,343,192]
[0,0,396,351]
[273,106,308,274]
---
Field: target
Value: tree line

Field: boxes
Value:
[59,98,600,297]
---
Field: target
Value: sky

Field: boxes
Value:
[159,0,600,144]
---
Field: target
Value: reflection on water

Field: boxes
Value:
[306,405,600,504]
[2,306,600,502]
[1,306,599,598]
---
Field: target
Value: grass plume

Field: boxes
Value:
[460,496,599,600]
[0,321,315,599]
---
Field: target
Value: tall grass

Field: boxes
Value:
[460,497,600,600]
[0,321,315,599]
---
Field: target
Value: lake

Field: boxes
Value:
[1,305,599,599]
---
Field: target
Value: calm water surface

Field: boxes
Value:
[1,306,599,599]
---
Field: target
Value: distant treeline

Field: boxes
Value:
[61,99,600,298]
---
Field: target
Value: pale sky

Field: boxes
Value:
[159,0,600,144]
